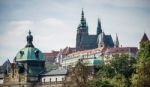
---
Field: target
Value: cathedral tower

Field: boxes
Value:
[76,9,88,51]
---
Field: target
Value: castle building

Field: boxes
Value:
[104,47,138,64]
[60,10,117,70]
[56,47,76,65]
[61,47,105,73]
[76,9,114,51]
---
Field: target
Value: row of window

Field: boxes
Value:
[43,77,64,82]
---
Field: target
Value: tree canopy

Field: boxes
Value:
[131,41,150,87]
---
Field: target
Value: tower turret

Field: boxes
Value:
[76,9,88,51]
[97,18,102,35]
[77,9,88,34]
[115,33,119,48]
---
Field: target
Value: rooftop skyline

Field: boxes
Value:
[0,0,150,65]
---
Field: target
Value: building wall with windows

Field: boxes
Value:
[41,68,67,83]
[104,47,138,64]
[61,48,105,69]
[41,75,65,82]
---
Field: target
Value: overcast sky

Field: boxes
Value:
[0,0,150,65]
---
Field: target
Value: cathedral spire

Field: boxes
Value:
[97,18,102,35]
[115,33,119,48]
[80,8,86,26]
[77,8,88,33]
[81,8,84,21]
[25,30,34,48]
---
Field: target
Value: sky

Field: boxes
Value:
[0,0,150,65]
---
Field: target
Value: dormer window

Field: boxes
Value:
[20,51,24,57]
[35,50,39,58]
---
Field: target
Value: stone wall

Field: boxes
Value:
[1,81,63,87]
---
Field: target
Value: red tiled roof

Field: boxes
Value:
[44,51,59,60]
[105,47,138,54]
[68,47,106,57]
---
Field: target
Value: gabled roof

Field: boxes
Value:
[140,33,149,43]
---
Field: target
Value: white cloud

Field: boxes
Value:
[34,18,75,52]
[83,0,150,8]
[0,20,33,65]
[0,18,75,65]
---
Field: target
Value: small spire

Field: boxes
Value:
[115,33,119,48]
[97,18,102,35]
[81,8,85,21]
[29,30,31,35]
[78,8,88,30]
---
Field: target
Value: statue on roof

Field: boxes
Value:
[26,30,34,47]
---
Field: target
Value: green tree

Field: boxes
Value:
[131,41,150,87]
[111,54,135,79]
[111,74,128,87]
[90,54,135,87]
[63,60,89,87]
[88,78,113,87]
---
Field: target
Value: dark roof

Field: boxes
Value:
[41,68,67,76]
[104,35,114,47]
[80,35,97,49]
[140,33,149,43]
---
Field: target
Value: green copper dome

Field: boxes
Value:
[15,31,45,62]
